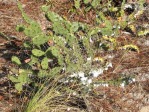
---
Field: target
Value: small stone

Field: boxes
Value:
[140,106,149,112]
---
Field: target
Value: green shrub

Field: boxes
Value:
[9,0,144,93]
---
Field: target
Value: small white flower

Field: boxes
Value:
[64,80,69,84]
[103,83,109,87]
[104,67,108,70]
[99,43,102,47]
[78,71,85,78]
[70,79,73,82]
[81,77,87,81]
[72,92,77,96]
[111,33,115,36]
[87,57,91,61]
[87,79,92,84]
[90,69,103,78]
[62,67,66,71]
[107,62,113,68]
[70,72,78,78]
[81,77,88,85]
[107,55,114,59]
[93,84,102,88]
[93,84,99,88]
[132,78,136,82]
[92,72,100,77]
[120,83,125,88]
[129,78,136,83]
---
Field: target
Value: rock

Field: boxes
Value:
[140,106,149,112]
[0,0,17,5]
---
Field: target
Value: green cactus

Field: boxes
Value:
[41,57,49,70]
[9,71,32,92]
[32,49,45,57]
[12,56,21,65]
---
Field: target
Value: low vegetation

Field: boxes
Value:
[2,0,148,111]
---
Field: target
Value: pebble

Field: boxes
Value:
[0,0,17,5]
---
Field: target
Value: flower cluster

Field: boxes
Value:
[62,62,113,88]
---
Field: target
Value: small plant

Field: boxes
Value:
[9,2,95,92]
[9,0,141,94]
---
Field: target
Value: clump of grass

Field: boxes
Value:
[25,75,89,112]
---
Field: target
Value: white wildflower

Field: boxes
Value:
[64,80,69,83]
[93,84,102,88]
[132,78,136,82]
[104,67,108,70]
[111,33,115,36]
[78,71,85,78]
[107,55,114,59]
[70,72,78,78]
[120,83,125,88]
[107,62,113,68]
[62,67,66,72]
[103,83,109,87]
[99,43,102,47]
[87,79,92,84]
[81,77,87,81]
[87,57,91,61]
[105,62,113,70]
[70,79,73,82]
[90,69,104,78]
[129,78,136,83]
[81,77,88,85]
[72,92,77,96]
